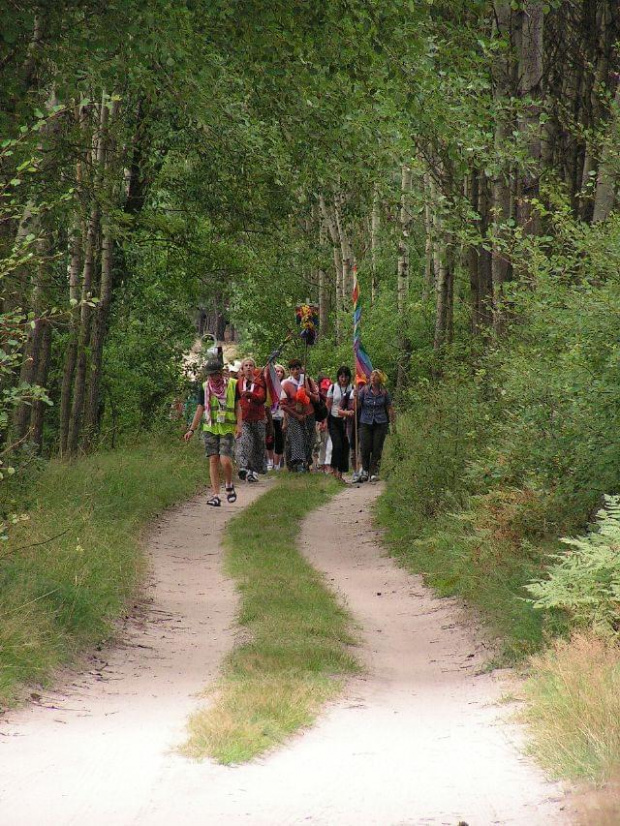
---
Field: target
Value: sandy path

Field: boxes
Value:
[0,480,572,825]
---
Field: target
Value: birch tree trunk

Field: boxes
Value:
[492,1,517,334]
[317,213,330,336]
[434,232,453,353]
[59,221,82,456]
[66,203,99,455]
[333,191,355,310]
[370,186,380,306]
[67,95,111,455]
[593,82,620,223]
[517,1,544,237]
[82,99,120,449]
[423,171,434,302]
[397,164,413,315]
[319,194,343,341]
[30,319,52,449]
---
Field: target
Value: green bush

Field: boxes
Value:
[526,496,620,636]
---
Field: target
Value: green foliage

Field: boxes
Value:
[379,200,620,660]
[526,496,620,636]
[377,378,561,660]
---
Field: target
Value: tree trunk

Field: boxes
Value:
[434,234,452,353]
[593,82,620,222]
[82,217,113,449]
[492,1,517,333]
[517,0,544,237]
[67,95,110,455]
[397,164,413,314]
[319,194,343,341]
[67,204,99,456]
[59,218,83,456]
[423,171,434,302]
[333,191,355,310]
[82,98,120,449]
[370,186,380,306]
[30,320,52,450]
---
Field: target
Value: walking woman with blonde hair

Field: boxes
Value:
[357,369,395,482]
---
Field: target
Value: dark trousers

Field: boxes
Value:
[328,416,349,473]
[273,418,284,455]
[359,421,389,476]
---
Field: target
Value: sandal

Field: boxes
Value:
[226,485,237,503]
[207,494,221,507]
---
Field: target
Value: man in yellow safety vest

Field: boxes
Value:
[184,358,242,507]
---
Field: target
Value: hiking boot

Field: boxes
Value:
[359,470,369,482]
[238,468,248,481]
[247,470,259,483]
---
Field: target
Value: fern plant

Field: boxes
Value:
[526,496,620,636]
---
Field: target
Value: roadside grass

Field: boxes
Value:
[0,437,206,707]
[375,489,567,664]
[182,474,360,764]
[522,633,620,783]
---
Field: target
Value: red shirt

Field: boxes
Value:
[239,371,266,422]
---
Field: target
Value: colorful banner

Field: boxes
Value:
[352,266,373,381]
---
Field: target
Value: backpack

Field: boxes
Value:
[312,395,328,422]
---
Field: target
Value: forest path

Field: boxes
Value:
[0,480,572,825]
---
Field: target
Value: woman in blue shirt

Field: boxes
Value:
[357,369,395,482]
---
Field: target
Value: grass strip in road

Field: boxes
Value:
[182,474,361,764]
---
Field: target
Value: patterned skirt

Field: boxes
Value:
[238,420,267,474]
[286,415,316,467]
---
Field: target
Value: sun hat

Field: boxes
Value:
[228,360,242,374]
[204,358,224,375]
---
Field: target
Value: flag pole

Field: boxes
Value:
[354,378,359,474]
[352,266,359,473]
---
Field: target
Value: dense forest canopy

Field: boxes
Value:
[1,1,619,535]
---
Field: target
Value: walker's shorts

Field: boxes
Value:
[203,431,235,458]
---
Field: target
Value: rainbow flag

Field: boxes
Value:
[352,266,373,380]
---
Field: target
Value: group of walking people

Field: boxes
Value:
[184,355,395,507]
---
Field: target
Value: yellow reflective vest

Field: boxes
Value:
[202,378,237,435]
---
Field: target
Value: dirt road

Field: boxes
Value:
[0,481,571,825]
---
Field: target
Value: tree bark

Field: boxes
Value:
[67,203,99,456]
[397,164,413,314]
[423,171,434,302]
[593,82,620,222]
[434,233,453,353]
[492,1,517,333]
[82,98,120,449]
[370,186,380,306]
[517,0,544,237]
[30,319,52,450]
[67,95,111,455]
[319,194,343,341]
[333,190,355,310]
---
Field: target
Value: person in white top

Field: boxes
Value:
[326,365,354,482]
[267,363,286,470]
